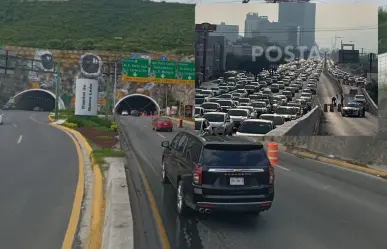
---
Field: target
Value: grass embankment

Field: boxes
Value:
[51,109,125,166]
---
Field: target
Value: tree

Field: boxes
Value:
[0,0,194,54]
[379,8,387,54]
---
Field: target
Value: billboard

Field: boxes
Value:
[74,78,98,116]
[338,50,360,63]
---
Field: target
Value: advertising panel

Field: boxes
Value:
[74,78,98,116]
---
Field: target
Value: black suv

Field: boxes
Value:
[160,131,274,216]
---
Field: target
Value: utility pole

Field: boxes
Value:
[324,51,327,70]
[368,53,376,74]
[195,23,216,85]
[54,60,61,120]
[113,61,117,108]
[165,84,168,115]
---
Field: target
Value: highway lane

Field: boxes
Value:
[317,74,377,135]
[0,110,79,249]
[120,115,387,249]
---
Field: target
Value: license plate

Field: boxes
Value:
[230,177,244,185]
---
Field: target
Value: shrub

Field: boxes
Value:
[111,123,117,131]
[63,122,78,129]
[67,115,112,128]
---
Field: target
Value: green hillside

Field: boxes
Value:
[0,0,194,54]
[379,8,387,54]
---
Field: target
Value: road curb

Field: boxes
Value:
[49,118,105,249]
[101,159,133,249]
[260,141,387,179]
[48,123,85,249]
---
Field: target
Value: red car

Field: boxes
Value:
[152,117,173,132]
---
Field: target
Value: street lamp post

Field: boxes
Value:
[54,60,61,120]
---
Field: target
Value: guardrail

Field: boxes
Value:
[325,71,378,115]
[360,87,378,115]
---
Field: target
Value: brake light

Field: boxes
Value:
[193,164,202,185]
[269,165,274,184]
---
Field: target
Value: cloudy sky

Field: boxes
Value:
[195,3,377,53]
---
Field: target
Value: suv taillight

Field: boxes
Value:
[193,164,202,185]
[269,165,274,184]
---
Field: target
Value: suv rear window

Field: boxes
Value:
[201,144,270,167]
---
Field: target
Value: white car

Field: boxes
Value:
[236,119,274,136]
[121,110,128,116]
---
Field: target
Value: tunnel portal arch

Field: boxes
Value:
[11,89,65,110]
[114,93,160,114]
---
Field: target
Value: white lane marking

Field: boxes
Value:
[157,133,166,139]
[13,123,17,127]
[143,124,148,127]
[17,135,23,144]
[277,165,290,171]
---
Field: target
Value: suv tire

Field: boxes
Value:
[176,180,189,216]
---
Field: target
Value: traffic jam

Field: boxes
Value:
[194,59,324,136]
[328,65,369,117]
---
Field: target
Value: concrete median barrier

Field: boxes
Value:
[255,135,387,173]
[101,159,133,249]
[265,106,321,136]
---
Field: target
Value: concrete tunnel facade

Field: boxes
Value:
[10,89,66,111]
[114,93,161,115]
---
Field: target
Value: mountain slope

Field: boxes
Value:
[0,0,195,54]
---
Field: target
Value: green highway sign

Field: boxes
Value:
[121,57,195,85]
[150,60,177,84]
[178,62,195,84]
[121,58,149,82]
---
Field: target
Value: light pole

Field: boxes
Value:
[54,60,61,120]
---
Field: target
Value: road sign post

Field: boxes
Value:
[121,58,150,82]
[177,62,195,84]
[150,60,177,83]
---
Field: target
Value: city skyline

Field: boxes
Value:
[195,3,378,53]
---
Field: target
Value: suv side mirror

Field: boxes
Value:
[161,141,170,148]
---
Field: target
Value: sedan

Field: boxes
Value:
[152,117,173,132]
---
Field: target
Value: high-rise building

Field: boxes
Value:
[278,3,316,49]
[210,22,239,44]
[244,13,260,38]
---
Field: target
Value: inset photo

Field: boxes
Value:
[195,3,378,136]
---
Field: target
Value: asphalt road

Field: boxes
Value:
[0,110,79,249]
[317,74,377,135]
[120,115,387,249]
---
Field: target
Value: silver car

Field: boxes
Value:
[227,108,249,129]
[202,112,234,135]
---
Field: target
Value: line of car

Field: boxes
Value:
[328,64,368,117]
[193,59,323,136]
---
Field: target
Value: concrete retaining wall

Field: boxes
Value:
[101,160,133,249]
[256,135,387,169]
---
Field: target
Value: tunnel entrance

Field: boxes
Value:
[114,94,160,115]
[11,89,65,111]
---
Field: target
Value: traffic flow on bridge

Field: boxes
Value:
[194,57,377,136]
[194,59,321,136]
[318,61,378,135]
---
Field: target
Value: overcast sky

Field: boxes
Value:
[195,3,377,53]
